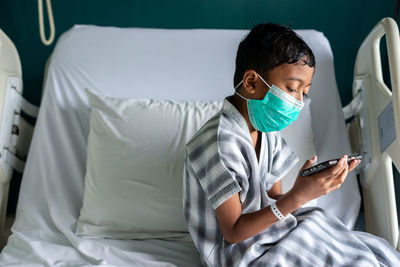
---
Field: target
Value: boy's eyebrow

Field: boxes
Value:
[286,77,312,86]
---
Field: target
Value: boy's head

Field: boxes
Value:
[234,23,315,103]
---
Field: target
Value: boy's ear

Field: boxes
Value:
[242,70,259,95]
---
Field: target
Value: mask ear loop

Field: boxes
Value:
[235,91,248,101]
[234,72,271,100]
[234,80,243,90]
[234,80,248,101]
[256,74,272,89]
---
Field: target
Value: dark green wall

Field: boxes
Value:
[0,0,396,107]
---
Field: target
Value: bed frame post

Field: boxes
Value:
[0,29,23,248]
[345,17,400,250]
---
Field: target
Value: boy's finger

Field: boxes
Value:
[348,159,360,172]
[328,183,342,194]
[331,163,348,187]
[300,155,318,170]
[315,155,347,179]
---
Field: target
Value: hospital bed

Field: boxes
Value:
[0,17,397,266]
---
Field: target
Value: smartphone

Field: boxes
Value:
[299,154,363,177]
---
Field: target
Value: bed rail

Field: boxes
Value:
[0,30,39,248]
[0,29,22,247]
[344,17,400,250]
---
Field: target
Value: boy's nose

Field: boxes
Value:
[296,94,303,103]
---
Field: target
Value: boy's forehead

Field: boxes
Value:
[269,63,314,83]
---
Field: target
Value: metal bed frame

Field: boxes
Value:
[343,17,400,250]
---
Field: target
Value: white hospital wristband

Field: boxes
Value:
[270,202,288,221]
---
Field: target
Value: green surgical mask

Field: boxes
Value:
[235,74,304,132]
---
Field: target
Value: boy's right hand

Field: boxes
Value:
[288,155,360,207]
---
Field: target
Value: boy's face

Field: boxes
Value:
[239,62,314,103]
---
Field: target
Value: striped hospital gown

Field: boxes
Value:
[183,97,400,266]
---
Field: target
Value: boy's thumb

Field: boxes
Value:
[301,155,317,170]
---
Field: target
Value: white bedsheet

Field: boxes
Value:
[0,25,360,266]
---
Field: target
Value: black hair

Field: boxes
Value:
[233,23,315,88]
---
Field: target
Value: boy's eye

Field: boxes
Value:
[286,86,308,98]
[286,87,296,93]
[286,86,309,98]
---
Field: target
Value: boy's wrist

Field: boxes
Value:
[272,191,303,218]
[269,193,284,201]
[284,190,306,210]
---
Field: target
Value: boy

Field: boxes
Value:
[183,23,400,266]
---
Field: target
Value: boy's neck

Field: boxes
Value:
[228,94,258,135]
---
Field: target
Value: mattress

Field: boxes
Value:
[0,25,360,266]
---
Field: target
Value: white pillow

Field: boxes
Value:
[281,97,317,207]
[77,90,316,240]
[76,89,222,240]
